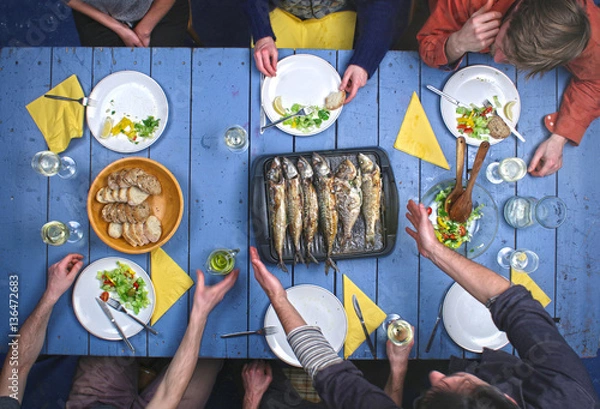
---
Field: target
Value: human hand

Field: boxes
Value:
[254,37,278,77]
[340,64,368,104]
[133,23,152,47]
[447,0,501,56]
[116,23,144,47]
[386,330,414,376]
[405,200,440,259]
[45,254,84,303]
[192,268,239,316]
[242,360,273,408]
[528,133,568,177]
[250,246,286,302]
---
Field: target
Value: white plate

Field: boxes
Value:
[87,71,168,153]
[441,65,521,146]
[264,284,347,367]
[442,282,509,353]
[72,257,156,341]
[262,54,343,136]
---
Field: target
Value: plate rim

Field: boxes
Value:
[261,54,343,137]
[87,70,169,153]
[442,282,509,353]
[72,256,156,341]
[441,64,521,147]
[263,283,347,367]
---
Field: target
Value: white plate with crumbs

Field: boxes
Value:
[87,71,168,153]
[264,284,347,367]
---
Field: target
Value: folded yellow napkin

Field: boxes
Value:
[269,8,356,50]
[394,92,450,170]
[26,74,84,153]
[150,248,194,325]
[511,267,551,308]
[343,275,387,359]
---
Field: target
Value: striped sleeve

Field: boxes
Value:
[287,325,343,380]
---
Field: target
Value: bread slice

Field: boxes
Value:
[107,172,119,190]
[325,90,346,110]
[108,222,123,239]
[133,222,149,246]
[144,215,162,243]
[136,174,162,195]
[132,202,151,223]
[488,115,511,139]
[122,223,138,247]
[96,187,109,204]
[127,186,149,206]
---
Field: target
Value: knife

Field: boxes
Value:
[425,285,452,353]
[352,295,376,358]
[95,298,135,353]
[426,85,470,108]
[259,73,266,134]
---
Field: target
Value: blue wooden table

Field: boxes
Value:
[0,47,598,360]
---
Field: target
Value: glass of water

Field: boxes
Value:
[381,314,414,347]
[504,196,567,229]
[224,125,248,152]
[31,150,77,179]
[486,157,527,184]
[497,247,539,274]
[41,220,83,246]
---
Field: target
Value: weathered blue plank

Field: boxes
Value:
[148,48,192,356]
[190,48,250,358]
[47,47,93,355]
[377,51,420,359]
[0,48,52,355]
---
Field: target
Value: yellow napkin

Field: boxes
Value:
[511,267,551,308]
[26,74,84,153]
[269,8,356,50]
[150,248,194,325]
[343,275,387,359]
[394,92,450,170]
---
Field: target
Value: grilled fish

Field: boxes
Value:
[267,157,288,272]
[282,157,305,265]
[312,153,339,274]
[358,153,381,247]
[334,159,362,249]
[297,156,319,265]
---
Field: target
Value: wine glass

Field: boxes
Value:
[41,220,83,246]
[485,157,527,184]
[223,126,248,152]
[504,196,567,229]
[31,150,77,179]
[381,314,413,346]
[497,247,539,274]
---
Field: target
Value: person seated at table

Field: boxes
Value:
[246,246,413,409]
[417,0,599,178]
[0,253,239,409]
[244,0,413,104]
[64,0,189,47]
[404,200,600,409]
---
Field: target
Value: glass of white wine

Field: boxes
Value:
[31,150,77,179]
[486,157,527,184]
[497,247,539,274]
[41,220,83,246]
[223,126,248,152]
[381,314,413,347]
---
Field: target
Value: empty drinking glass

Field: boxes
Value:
[504,196,567,229]
[497,247,539,274]
[31,150,77,179]
[486,157,527,184]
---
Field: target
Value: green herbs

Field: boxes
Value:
[97,261,150,315]
[134,116,160,138]
[432,187,484,249]
[110,115,160,144]
[282,103,330,133]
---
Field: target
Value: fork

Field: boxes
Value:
[105,297,158,335]
[220,326,278,338]
[44,94,96,107]
[483,99,526,142]
[260,107,313,132]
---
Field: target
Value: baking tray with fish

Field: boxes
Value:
[250,147,399,267]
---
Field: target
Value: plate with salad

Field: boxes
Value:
[262,54,343,136]
[421,179,498,259]
[72,257,155,340]
[440,65,521,146]
[87,71,168,153]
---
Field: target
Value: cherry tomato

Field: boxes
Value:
[100,291,109,302]
[133,282,139,290]
[426,206,433,215]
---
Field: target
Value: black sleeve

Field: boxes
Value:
[0,397,20,409]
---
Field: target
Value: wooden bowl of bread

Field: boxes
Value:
[87,157,183,254]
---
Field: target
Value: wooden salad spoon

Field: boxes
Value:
[448,141,490,223]
[444,137,466,213]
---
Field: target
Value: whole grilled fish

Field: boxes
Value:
[358,153,381,247]
[297,156,319,265]
[312,153,339,274]
[282,157,305,265]
[267,157,288,272]
[334,159,362,249]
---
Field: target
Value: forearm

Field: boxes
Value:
[243,394,262,409]
[428,243,510,304]
[0,293,56,402]
[65,0,125,34]
[270,294,307,334]
[444,33,466,65]
[384,370,406,407]
[146,306,207,409]
[136,0,176,36]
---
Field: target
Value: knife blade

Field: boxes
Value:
[259,73,266,134]
[425,284,451,353]
[95,298,135,353]
[352,295,376,358]
[426,85,470,108]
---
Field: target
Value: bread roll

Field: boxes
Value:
[325,90,346,110]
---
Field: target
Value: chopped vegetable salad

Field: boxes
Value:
[432,187,484,249]
[282,103,330,133]
[455,105,494,140]
[97,261,150,314]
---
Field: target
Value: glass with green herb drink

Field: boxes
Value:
[205,248,239,275]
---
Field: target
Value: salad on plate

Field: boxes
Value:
[272,96,330,134]
[97,261,150,314]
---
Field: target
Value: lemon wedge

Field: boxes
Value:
[273,96,286,116]
[504,101,516,122]
[100,117,113,139]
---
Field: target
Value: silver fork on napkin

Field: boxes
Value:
[44,94,96,107]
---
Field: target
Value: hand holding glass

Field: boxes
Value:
[486,157,527,184]
[205,248,239,275]
[382,314,413,346]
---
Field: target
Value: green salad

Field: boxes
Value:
[97,261,150,314]
[432,187,484,249]
[455,105,494,140]
[282,103,330,133]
